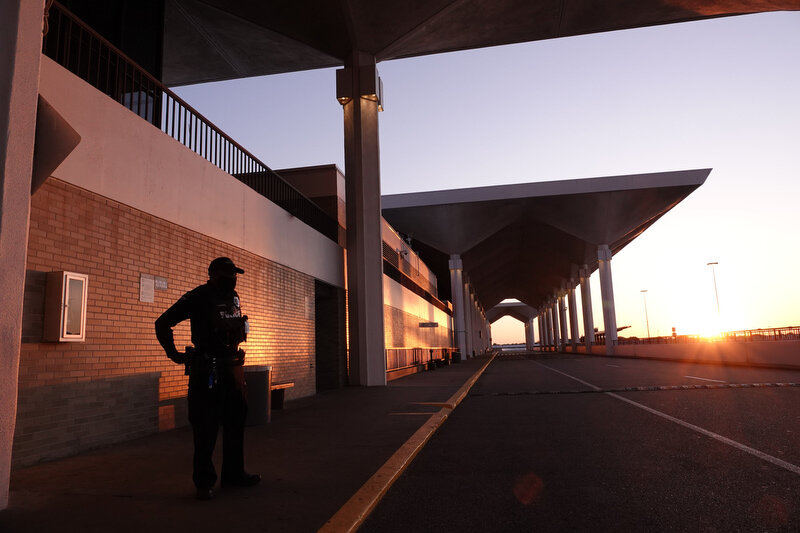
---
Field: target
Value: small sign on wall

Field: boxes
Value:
[419,322,438,328]
[140,274,155,303]
[141,274,169,303]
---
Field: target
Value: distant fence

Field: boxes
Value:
[618,326,800,345]
[721,326,800,342]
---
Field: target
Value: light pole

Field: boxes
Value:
[640,289,650,339]
[706,262,720,316]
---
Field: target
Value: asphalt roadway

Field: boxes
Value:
[362,353,800,532]
[2,352,799,532]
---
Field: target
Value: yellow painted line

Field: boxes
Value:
[412,402,453,409]
[318,354,496,533]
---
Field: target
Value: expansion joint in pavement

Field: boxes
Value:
[318,354,497,533]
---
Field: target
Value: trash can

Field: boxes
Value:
[244,365,272,425]
[452,351,461,363]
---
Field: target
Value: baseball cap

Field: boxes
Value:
[208,257,245,275]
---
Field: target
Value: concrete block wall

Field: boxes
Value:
[16,178,316,467]
[12,374,159,469]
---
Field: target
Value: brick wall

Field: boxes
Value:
[15,179,318,467]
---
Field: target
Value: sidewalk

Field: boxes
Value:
[1,355,493,533]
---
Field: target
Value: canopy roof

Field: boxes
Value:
[163,0,800,85]
[486,301,537,324]
[382,169,710,311]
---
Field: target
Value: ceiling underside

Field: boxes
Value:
[486,303,537,324]
[163,0,800,85]
[382,169,710,312]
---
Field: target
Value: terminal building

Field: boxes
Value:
[3,0,796,510]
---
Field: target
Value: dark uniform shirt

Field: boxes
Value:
[155,282,247,363]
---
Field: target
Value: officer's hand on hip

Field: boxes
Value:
[168,351,187,365]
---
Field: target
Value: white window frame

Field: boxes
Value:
[44,271,89,342]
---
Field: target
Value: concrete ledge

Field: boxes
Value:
[604,341,799,370]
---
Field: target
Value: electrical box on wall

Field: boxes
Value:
[43,271,89,342]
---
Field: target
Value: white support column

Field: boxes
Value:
[543,311,550,350]
[1,0,43,510]
[525,318,535,351]
[537,315,545,351]
[598,244,618,354]
[463,280,474,359]
[580,264,595,349]
[558,289,568,352]
[481,307,491,353]
[470,291,479,356]
[338,53,386,385]
[448,255,467,359]
[550,301,560,352]
[568,280,579,352]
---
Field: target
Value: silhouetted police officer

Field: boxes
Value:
[155,257,260,500]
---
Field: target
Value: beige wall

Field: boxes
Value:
[38,57,344,289]
[383,276,453,349]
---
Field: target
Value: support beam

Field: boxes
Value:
[568,276,579,352]
[469,290,478,356]
[598,244,618,354]
[1,0,43,510]
[550,301,560,352]
[463,279,474,359]
[525,318,534,351]
[558,289,568,352]
[580,264,595,349]
[448,255,467,359]
[537,315,545,351]
[337,53,385,385]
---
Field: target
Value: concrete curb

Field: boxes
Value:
[318,354,497,533]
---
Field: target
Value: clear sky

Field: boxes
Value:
[174,11,800,344]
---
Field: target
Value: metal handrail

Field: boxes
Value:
[42,2,338,242]
[385,347,457,372]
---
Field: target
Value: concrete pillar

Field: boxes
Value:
[541,313,548,350]
[1,0,43,510]
[579,264,595,349]
[337,53,385,385]
[598,245,618,354]
[463,280,473,359]
[469,291,479,356]
[540,315,547,351]
[448,255,467,359]
[568,280,579,352]
[537,315,544,351]
[550,301,560,352]
[558,290,568,352]
[525,318,534,351]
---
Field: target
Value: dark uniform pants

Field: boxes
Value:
[187,364,248,489]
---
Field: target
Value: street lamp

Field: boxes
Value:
[640,289,650,339]
[706,262,720,316]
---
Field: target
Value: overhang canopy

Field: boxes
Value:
[163,0,800,85]
[382,169,710,312]
[486,302,538,324]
